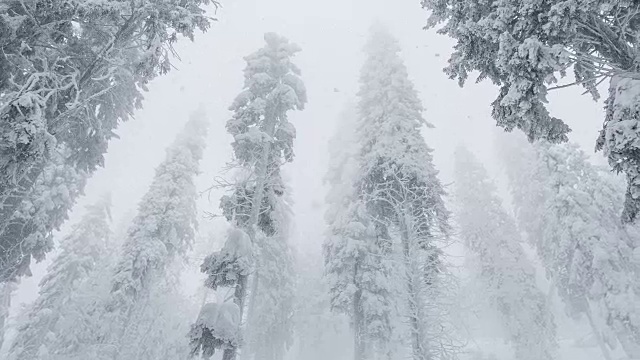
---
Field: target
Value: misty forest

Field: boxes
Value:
[1,0,640,360]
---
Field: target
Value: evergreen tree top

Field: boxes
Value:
[227,32,307,167]
[357,25,437,183]
[110,112,207,311]
[39,194,113,297]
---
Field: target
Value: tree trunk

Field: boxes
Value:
[399,212,429,360]
[224,107,280,360]
[241,269,260,360]
[584,298,613,360]
[0,282,14,348]
[222,274,248,360]
[353,261,365,360]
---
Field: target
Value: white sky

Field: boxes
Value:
[7,0,613,350]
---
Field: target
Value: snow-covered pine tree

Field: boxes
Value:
[8,194,112,360]
[453,146,557,360]
[498,134,640,359]
[105,111,208,356]
[323,102,395,360]
[0,0,215,281]
[355,24,451,360]
[536,142,640,359]
[422,0,640,223]
[50,217,126,360]
[189,33,306,360]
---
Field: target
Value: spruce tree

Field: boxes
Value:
[114,260,198,360]
[453,146,557,360]
[324,103,395,360]
[9,195,112,360]
[189,33,306,360]
[104,111,208,358]
[355,24,451,360]
[498,134,640,359]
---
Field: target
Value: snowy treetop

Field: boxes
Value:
[227,33,307,168]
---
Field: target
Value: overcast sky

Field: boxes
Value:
[9,0,612,333]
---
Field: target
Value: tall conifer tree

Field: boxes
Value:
[346,24,452,360]
[9,195,112,360]
[324,103,395,360]
[189,33,306,360]
[498,134,640,359]
[104,111,208,358]
[454,146,557,360]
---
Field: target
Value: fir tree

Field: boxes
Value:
[104,111,208,358]
[114,259,199,360]
[422,0,640,223]
[498,134,640,359]
[190,33,306,360]
[8,195,112,360]
[323,102,395,360]
[355,24,451,360]
[453,146,557,360]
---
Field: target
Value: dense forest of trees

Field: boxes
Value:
[1,1,639,360]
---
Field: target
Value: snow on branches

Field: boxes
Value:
[422,0,640,222]
[188,302,242,359]
[0,0,215,281]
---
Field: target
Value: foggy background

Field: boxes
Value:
[4,0,611,356]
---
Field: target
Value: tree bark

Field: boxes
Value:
[400,212,430,360]
[240,269,260,360]
[584,298,613,360]
[222,274,248,360]
[353,262,365,360]
[0,282,14,348]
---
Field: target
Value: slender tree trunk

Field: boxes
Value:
[241,269,260,360]
[222,274,248,360]
[0,282,14,349]
[399,212,429,360]
[223,108,280,360]
[353,262,365,360]
[585,298,613,360]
